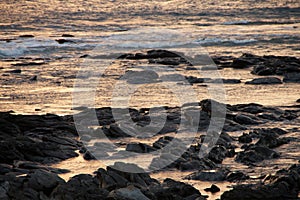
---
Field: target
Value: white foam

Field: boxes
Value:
[100,28,192,48]
[195,37,257,45]
[0,42,27,57]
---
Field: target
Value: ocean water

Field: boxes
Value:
[0,0,299,114]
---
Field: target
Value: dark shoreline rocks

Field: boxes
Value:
[0,98,299,199]
[245,77,282,85]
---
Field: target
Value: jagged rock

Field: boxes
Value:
[235,146,280,164]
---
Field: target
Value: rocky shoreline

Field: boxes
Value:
[1,97,299,199]
[1,51,300,199]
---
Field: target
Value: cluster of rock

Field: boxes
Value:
[0,162,208,200]
[214,53,300,84]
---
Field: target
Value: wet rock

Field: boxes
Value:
[204,184,220,193]
[27,169,65,195]
[283,73,300,83]
[29,75,37,81]
[55,39,74,44]
[221,164,300,200]
[83,151,97,160]
[238,133,252,143]
[122,70,159,84]
[126,143,155,153]
[226,171,249,182]
[108,185,150,200]
[252,64,275,75]
[102,124,132,138]
[255,134,289,148]
[208,145,228,164]
[19,34,35,38]
[234,114,260,125]
[235,146,280,164]
[245,77,282,85]
[205,79,241,84]
[185,76,208,84]
[179,158,216,171]
[96,162,158,190]
[51,174,109,200]
[9,69,22,73]
[13,160,70,174]
[230,57,254,68]
[61,34,74,37]
[147,178,204,200]
[185,169,229,181]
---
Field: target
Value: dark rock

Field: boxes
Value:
[221,163,300,200]
[83,151,97,160]
[147,178,204,200]
[51,174,109,200]
[27,169,65,195]
[108,185,149,200]
[235,146,280,164]
[255,134,289,148]
[126,143,155,153]
[55,39,74,44]
[245,77,282,85]
[297,98,300,103]
[204,184,220,193]
[230,58,254,68]
[61,34,74,37]
[208,145,227,164]
[9,69,21,73]
[185,169,228,181]
[226,171,249,182]
[185,76,208,84]
[12,61,46,66]
[283,73,300,83]
[29,75,37,81]
[102,124,131,138]
[238,133,252,143]
[252,64,275,75]
[207,79,241,84]
[19,34,35,38]
[234,114,260,125]
[122,70,159,84]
